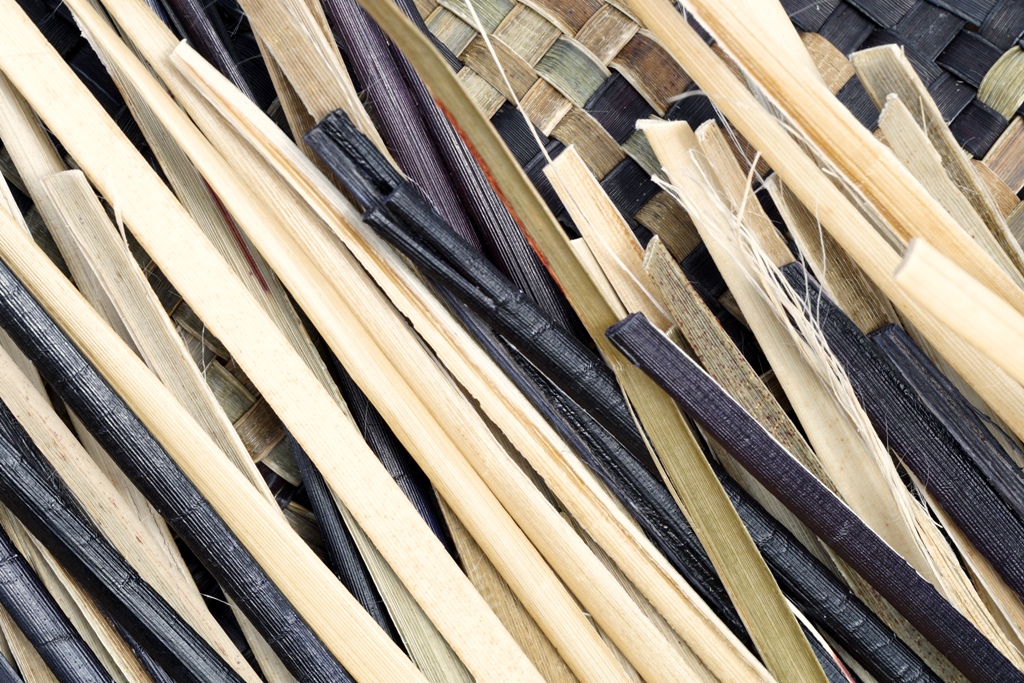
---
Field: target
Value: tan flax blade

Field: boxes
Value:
[0,9,494,682]
[545,145,826,683]
[686,0,1024,297]
[0,604,57,682]
[41,171,299,682]
[0,341,261,682]
[895,238,1024,389]
[438,499,580,683]
[172,42,696,683]
[44,170,267,493]
[876,95,1013,275]
[764,177,896,334]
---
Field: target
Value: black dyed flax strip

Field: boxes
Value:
[0,653,20,683]
[305,111,648,458]
[388,37,582,336]
[487,316,939,683]
[872,323,1024,524]
[0,402,235,683]
[330,357,454,554]
[322,0,482,252]
[606,313,1023,683]
[0,522,111,683]
[289,437,402,644]
[779,263,1024,601]
[112,620,176,683]
[0,258,354,683]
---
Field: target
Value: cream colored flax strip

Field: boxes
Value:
[894,238,1024,389]
[684,0,1024,297]
[545,146,827,683]
[68,6,649,682]
[0,6,523,681]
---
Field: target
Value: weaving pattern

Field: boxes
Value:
[417,0,1024,258]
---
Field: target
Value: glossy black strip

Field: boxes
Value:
[305,111,647,458]
[0,257,353,683]
[0,521,111,683]
[289,436,402,643]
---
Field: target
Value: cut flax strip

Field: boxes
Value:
[548,147,670,329]
[43,171,267,494]
[764,177,897,334]
[173,55,707,683]
[644,237,834,566]
[0,14,460,683]
[694,121,1010,637]
[621,0,1024,449]
[230,0,385,151]
[642,125,966,681]
[0,508,153,683]
[343,6,778,681]
[895,238,1024,389]
[42,171,300,682]
[0,74,130,345]
[70,6,688,683]
[607,312,1024,683]
[0,342,258,682]
[877,94,1014,275]
[0,607,55,683]
[544,146,828,683]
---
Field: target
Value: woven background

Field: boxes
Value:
[414,0,1024,263]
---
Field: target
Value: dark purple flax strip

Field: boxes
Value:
[779,263,1024,601]
[155,0,255,101]
[384,2,581,334]
[321,0,482,251]
[606,312,1024,683]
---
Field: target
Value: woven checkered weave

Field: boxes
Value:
[416,0,1024,261]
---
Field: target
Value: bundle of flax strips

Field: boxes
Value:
[0,0,1023,679]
